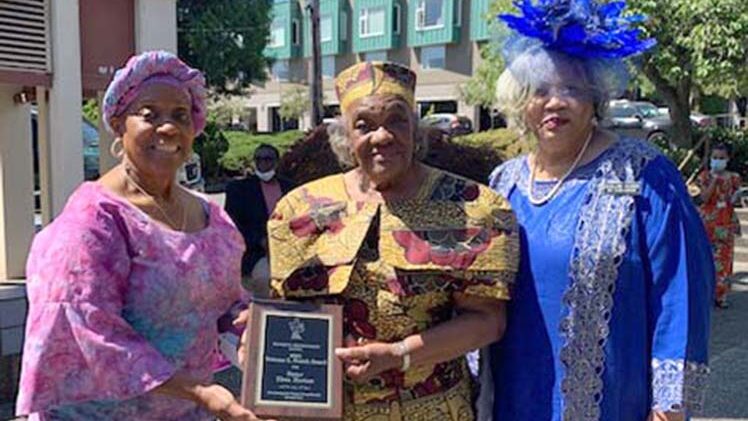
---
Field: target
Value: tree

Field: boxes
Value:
[177,0,272,93]
[206,93,249,129]
[279,87,311,127]
[458,0,512,109]
[628,0,748,145]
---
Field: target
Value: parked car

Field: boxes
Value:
[421,113,473,136]
[602,100,671,143]
[603,100,715,145]
[31,110,100,183]
[657,107,715,128]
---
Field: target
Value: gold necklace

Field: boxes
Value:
[123,166,186,230]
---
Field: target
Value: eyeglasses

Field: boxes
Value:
[254,156,277,163]
[532,84,596,101]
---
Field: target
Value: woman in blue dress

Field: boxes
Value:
[480,1,714,420]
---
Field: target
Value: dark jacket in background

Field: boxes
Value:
[224,175,295,276]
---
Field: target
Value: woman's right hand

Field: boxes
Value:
[196,384,276,421]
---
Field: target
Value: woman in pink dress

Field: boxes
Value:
[16,51,269,420]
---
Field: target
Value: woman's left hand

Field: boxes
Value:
[335,340,402,383]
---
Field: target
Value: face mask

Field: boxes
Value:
[256,169,276,182]
[711,158,728,172]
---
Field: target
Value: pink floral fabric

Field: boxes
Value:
[16,182,244,420]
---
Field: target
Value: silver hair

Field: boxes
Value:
[326,113,430,168]
[495,49,611,137]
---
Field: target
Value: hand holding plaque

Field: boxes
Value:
[334,340,405,384]
[239,300,343,420]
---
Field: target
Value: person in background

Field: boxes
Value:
[698,143,743,308]
[224,144,294,298]
[16,51,269,421]
[481,1,714,420]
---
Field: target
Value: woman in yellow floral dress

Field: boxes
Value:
[261,62,519,420]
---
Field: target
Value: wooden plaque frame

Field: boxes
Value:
[241,299,343,420]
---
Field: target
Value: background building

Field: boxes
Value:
[249,0,498,133]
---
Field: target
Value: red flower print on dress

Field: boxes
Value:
[392,228,503,269]
[286,265,333,291]
[344,299,377,339]
[289,193,347,238]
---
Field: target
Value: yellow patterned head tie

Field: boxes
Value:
[335,61,417,114]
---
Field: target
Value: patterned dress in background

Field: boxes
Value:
[698,169,743,303]
[267,166,519,421]
[16,182,245,420]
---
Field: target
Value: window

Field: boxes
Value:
[269,19,286,48]
[320,14,333,42]
[393,3,401,34]
[359,7,386,37]
[421,45,445,69]
[416,0,444,30]
[271,60,289,81]
[341,11,348,41]
[292,19,300,45]
[322,56,335,78]
[364,50,387,62]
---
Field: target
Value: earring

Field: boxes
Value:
[110,138,124,159]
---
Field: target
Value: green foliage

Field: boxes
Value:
[279,87,310,123]
[652,126,748,180]
[630,0,748,97]
[220,130,303,173]
[206,94,248,129]
[82,99,100,125]
[193,120,230,181]
[627,0,748,143]
[454,128,533,160]
[177,0,272,93]
[459,0,513,108]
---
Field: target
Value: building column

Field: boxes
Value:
[47,0,84,217]
[0,85,35,280]
[135,0,178,53]
[258,105,272,133]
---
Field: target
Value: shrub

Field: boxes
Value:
[220,130,303,174]
[277,126,526,185]
[453,128,532,161]
[193,120,229,181]
[652,126,748,181]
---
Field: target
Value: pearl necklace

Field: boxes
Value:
[123,165,186,230]
[528,130,595,206]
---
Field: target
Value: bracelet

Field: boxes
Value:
[393,340,411,371]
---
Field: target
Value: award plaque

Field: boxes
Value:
[241,299,343,420]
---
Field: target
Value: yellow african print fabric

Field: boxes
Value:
[267,166,519,419]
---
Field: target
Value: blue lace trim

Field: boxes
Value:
[652,358,709,413]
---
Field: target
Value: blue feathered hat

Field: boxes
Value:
[497,0,656,98]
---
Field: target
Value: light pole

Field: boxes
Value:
[305,0,323,127]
